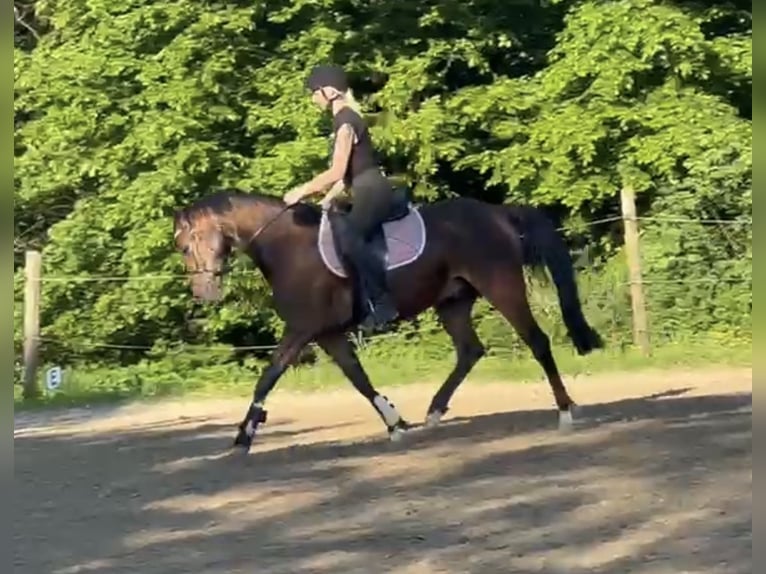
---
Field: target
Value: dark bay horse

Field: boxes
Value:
[173,189,603,452]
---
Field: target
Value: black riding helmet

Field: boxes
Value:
[305,64,349,93]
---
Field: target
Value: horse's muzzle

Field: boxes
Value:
[190,272,223,302]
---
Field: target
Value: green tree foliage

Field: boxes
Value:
[14,0,751,368]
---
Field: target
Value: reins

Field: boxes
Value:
[246,203,295,245]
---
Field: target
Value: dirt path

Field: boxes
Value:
[14,367,752,574]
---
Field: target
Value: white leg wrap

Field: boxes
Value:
[373,395,400,427]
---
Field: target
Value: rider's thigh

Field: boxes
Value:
[348,172,393,238]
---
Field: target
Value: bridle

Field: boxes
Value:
[180,203,298,279]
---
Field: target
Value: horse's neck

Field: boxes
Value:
[229,201,285,247]
[227,201,295,277]
[234,202,319,280]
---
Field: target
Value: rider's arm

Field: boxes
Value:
[297,123,355,197]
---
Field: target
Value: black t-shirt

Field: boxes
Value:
[331,107,378,185]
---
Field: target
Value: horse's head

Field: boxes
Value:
[173,209,232,302]
[173,189,316,300]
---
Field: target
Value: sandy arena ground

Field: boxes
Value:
[14,367,752,574]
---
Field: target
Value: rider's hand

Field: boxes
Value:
[320,193,335,211]
[320,181,345,211]
[284,186,308,206]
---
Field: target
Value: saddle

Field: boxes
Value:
[317,187,426,279]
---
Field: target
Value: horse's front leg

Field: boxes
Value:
[316,332,411,441]
[233,329,312,452]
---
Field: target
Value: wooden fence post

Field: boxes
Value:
[23,250,42,399]
[620,186,651,356]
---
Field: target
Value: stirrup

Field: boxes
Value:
[360,298,399,334]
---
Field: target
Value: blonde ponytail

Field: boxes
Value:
[343,88,363,115]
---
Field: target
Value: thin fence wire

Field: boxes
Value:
[17,213,751,363]
[626,278,750,285]
[30,312,515,354]
[28,274,751,356]
[559,215,623,227]
[38,274,186,284]
[34,274,751,287]
[637,216,752,225]
[19,291,616,360]
[32,336,281,352]
[39,274,728,286]
[22,214,750,285]
[31,322,726,363]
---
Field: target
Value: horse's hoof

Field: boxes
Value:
[231,442,251,456]
[388,419,410,442]
[389,427,406,442]
[232,428,254,453]
[424,410,443,428]
[570,404,580,418]
[558,408,575,432]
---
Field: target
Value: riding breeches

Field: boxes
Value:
[346,169,395,239]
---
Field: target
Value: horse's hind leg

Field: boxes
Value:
[316,332,411,441]
[425,292,485,427]
[471,270,576,431]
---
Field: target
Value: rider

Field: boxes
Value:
[284,64,399,332]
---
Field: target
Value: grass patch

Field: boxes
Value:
[279,336,751,392]
[14,336,751,412]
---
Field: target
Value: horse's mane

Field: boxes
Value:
[174,188,322,227]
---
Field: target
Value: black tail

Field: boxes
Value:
[504,205,604,355]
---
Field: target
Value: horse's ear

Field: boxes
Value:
[173,212,191,240]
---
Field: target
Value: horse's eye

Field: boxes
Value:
[181,246,190,255]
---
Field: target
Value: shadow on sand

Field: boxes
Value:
[14,389,752,574]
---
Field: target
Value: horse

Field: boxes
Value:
[172,188,604,452]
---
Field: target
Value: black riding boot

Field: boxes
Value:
[331,213,399,332]
[353,243,399,333]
